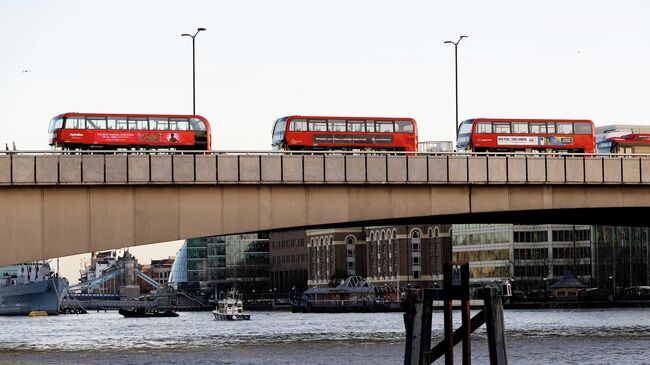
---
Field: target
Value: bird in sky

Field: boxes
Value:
[21,69,31,73]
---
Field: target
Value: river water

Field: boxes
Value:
[1,308,649,364]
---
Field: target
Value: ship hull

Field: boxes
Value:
[0,278,68,315]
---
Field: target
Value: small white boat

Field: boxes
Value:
[212,293,250,321]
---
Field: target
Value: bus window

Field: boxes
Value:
[106,117,119,130]
[547,122,556,134]
[328,120,346,132]
[170,118,190,131]
[289,118,307,131]
[86,117,107,129]
[65,117,85,129]
[108,117,128,130]
[272,117,288,148]
[574,123,592,134]
[150,118,169,130]
[458,120,474,135]
[395,120,414,133]
[347,121,365,132]
[476,122,492,134]
[309,120,327,132]
[530,123,546,133]
[366,121,376,133]
[493,122,510,133]
[376,121,394,133]
[189,118,206,131]
[49,115,64,132]
[557,123,573,134]
[129,118,148,130]
[512,123,528,134]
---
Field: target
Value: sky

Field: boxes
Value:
[1,0,649,282]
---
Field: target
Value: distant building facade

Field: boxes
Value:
[170,233,270,296]
[269,230,308,294]
[306,228,367,288]
[592,226,650,293]
[141,256,175,288]
[306,224,451,290]
[79,251,119,294]
[364,224,451,289]
[452,224,592,292]
[418,141,454,153]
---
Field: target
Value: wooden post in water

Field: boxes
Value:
[405,261,508,365]
[443,261,471,365]
[403,288,435,365]
[484,287,508,365]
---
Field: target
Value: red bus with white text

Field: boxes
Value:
[272,115,418,151]
[456,118,595,153]
[49,113,211,150]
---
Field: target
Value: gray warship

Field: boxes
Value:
[0,262,68,315]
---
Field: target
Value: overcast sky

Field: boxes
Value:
[1,0,649,282]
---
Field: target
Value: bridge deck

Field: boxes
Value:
[1,151,649,185]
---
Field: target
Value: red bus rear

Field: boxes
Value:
[272,115,418,152]
[456,118,595,153]
[598,134,650,154]
[48,113,211,150]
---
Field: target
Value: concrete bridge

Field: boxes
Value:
[2,151,650,265]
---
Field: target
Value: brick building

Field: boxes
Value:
[269,230,309,294]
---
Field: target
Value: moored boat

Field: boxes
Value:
[0,262,68,315]
[212,292,250,320]
[118,307,179,318]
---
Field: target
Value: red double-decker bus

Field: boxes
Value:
[456,118,596,153]
[271,115,418,151]
[597,134,650,154]
[48,113,211,150]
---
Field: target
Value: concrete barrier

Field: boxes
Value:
[261,155,282,182]
[366,155,386,182]
[59,155,82,183]
[173,155,195,182]
[304,155,324,182]
[345,156,366,182]
[282,155,303,182]
[128,155,150,182]
[217,155,239,182]
[239,155,261,182]
[195,155,216,182]
[82,155,105,183]
[36,156,57,183]
[150,155,172,182]
[105,155,127,183]
[387,156,407,182]
[324,156,345,182]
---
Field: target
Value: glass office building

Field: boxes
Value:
[592,226,650,293]
[452,224,592,292]
[170,233,270,295]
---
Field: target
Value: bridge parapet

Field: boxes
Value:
[1,151,650,185]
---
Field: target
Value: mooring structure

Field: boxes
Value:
[404,261,508,365]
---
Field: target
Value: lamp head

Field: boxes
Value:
[444,41,453,44]
[181,33,191,37]
[460,35,468,39]
[198,27,207,31]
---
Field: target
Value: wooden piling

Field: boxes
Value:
[404,289,435,365]
[484,288,508,365]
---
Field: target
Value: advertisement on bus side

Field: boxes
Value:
[497,136,573,146]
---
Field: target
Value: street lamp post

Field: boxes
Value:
[444,35,468,139]
[181,27,206,115]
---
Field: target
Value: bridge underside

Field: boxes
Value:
[1,184,649,265]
